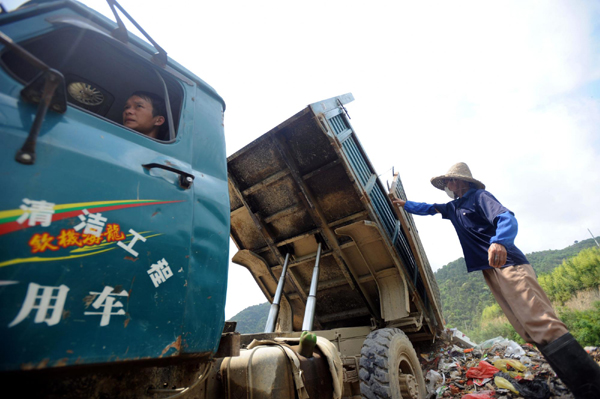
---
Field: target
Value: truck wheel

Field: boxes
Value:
[359,328,426,399]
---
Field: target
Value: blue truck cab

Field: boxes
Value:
[0,0,229,371]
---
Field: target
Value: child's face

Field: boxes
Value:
[123,96,163,135]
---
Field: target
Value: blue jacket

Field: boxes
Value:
[404,188,529,272]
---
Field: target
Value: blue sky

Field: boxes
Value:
[4,0,600,319]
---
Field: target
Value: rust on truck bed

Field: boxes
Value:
[228,94,443,340]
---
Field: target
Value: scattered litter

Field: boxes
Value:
[520,355,533,367]
[492,358,526,377]
[461,393,494,399]
[494,374,520,394]
[466,361,499,379]
[475,336,507,350]
[426,369,444,395]
[419,329,589,398]
[472,377,491,387]
[504,340,526,357]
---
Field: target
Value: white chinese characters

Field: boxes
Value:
[8,274,175,328]
[147,258,173,288]
[74,209,107,237]
[84,286,128,327]
[8,283,69,327]
[117,229,147,257]
[16,199,55,227]
[8,283,131,328]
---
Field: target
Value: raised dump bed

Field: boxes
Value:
[228,93,443,341]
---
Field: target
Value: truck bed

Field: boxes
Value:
[228,94,443,340]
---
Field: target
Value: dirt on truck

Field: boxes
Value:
[0,1,443,398]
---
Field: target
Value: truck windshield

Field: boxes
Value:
[0,27,183,141]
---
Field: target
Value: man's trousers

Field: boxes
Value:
[482,263,568,345]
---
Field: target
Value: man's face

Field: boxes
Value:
[446,178,459,192]
[123,96,163,136]
[446,178,470,197]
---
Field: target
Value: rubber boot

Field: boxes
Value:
[537,333,600,399]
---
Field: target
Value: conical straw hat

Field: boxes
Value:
[430,162,485,191]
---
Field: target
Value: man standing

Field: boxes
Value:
[393,162,600,399]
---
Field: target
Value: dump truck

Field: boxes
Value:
[0,1,443,398]
[226,93,444,399]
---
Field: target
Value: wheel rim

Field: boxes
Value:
[398,358,420,399]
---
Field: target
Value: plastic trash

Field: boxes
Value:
[450,369,461,377]
[461,393,495,399]
[475,336,508,350]
[493,358,527,377]
[517,379,551,399]
[439,359,457,370]
[450,345,464,356]
[519,355,533,367]
[435,385,448,396]
[465,360,500,379]
[425,370,443,394]
[523,370,535,380]
[494,371,550,399]
[504,340,526,357]
[495,375,520,394]
[472,377,492,386]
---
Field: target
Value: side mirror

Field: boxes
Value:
[21,69,67,114]
[15,69,67,165]
[0,30,67,165]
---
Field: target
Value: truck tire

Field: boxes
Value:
[359,328,426,399]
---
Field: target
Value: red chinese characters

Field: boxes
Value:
[104,223,126,242]
[28,223,126,253]
[29,232,59,253]
[57,229,83,248]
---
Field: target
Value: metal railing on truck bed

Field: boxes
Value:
[228,94,443,340]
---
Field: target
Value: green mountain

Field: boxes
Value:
[526,238,600,275]
[228,302,270,334]
[229,237,600,336]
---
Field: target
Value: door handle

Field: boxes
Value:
[142,163,194,189]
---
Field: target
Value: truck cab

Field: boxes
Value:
[0,0,230,371]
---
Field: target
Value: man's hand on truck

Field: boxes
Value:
[392,199,406,207]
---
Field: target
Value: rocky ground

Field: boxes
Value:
[418,332,600,399]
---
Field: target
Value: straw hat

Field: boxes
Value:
[430,162,485,191]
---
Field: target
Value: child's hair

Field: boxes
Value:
[130,91,168,139]
[130,91,166,117]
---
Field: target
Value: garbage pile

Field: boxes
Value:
[420,335,599,399]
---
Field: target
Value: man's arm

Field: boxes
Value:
[488,211,518,268]
[393,199,439,215]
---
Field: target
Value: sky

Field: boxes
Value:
[5,0,600,320]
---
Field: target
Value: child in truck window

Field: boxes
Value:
[122,91,167,139]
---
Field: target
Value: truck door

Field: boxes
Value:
[0,13,197,370]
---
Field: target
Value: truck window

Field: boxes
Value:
[0,27,182,141]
